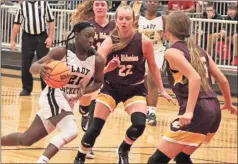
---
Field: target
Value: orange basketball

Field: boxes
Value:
[43,61,71,88]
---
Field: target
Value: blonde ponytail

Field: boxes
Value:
[186,37,211,91]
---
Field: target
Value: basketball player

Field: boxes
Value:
[138,0,166,126]
[1,22,105,163]
[147,11,237,164]
[74,5,174,164]
[71,1,116,159]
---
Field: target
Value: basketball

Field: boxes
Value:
[43,60,71,88]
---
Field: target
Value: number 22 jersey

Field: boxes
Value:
[105,33,145,85]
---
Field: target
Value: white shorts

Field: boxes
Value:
[145,50,165,76]
[38,87,74,120]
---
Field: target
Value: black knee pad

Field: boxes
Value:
[126,112,146,141]
[81,118,105,148]
[79,105,90,115]
[175,152,192,164]
[88,100,96,115]
[147,149,171,164]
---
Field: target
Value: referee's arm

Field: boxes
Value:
[11,6,23,51]
[45,2,55,48]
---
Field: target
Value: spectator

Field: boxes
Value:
[167,0,195,13]
[129,0,147,16]
[202,2,223,54]
[220,3,238,63]
[11,1,54,96]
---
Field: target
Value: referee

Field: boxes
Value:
[10,1,54,96]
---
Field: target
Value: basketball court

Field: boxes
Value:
[1,68,237,163]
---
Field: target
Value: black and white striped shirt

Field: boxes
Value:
[14,1,54,35]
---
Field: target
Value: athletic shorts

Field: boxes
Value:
[38,87,75,119]
[96,81,147,112]
[163,98,221,147]
[36,86,76,133]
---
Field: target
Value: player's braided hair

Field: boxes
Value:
[53,22,93,65]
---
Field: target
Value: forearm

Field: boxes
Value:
[217,79,232,105]
[30,62,41,75]
[83,82,102,95]
[186,78,201,113]
[150,66,165,93]
[184,6,195,12]
[48,22,54,39]
[11,24,20,42]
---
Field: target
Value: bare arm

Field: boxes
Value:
[30,47,66,75]
[183,6,195,13]
[207,55,232,105]
[11,24,21,42]
[142,35,165,92]
[83,53,105,94]
[47,22,54,39]
[165,48,201,113]
[97,36,114,74]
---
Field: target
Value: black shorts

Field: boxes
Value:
[163,98,221,147]
[96,81,147,112]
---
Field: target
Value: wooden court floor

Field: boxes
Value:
[1,68,237,163]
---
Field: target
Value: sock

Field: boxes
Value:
[119,141,132,152]
[148,106,156,114]
[37,155,49,163]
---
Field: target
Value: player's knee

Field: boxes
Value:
[20,133,35,146]
[175,152,192,164]
[127,112,146,141]
[50,115,79,149]
[81,118,105,148]
[147,149,171,164]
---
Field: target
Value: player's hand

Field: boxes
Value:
[178,111,194,127]
[160,90,177,105]
[68,83,84,102]
[221,104,237,115]
[38,63,52,79]
[10,40,16,51]
[104,57,120,73]
[45,37,53,48]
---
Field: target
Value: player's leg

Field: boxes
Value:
[148,98,221,164]
[1,113,50,146]
[74,90,116,164]
[117,96,147,164]
[37,110,78,163]
[146,70,159,126]
[79,95,92,132]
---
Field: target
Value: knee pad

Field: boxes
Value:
[79,105,90,115]
[147,149,171,164]
[81,118,105,148]
[50,115,78,149]
[175,152,192,164]
[126,112,146,141]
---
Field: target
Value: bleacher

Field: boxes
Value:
[1,0,237,95]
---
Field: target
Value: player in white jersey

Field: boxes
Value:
[138,0,166,126]
[1,22,105,163]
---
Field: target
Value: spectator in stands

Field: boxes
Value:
[167,0,195,13]
[11,1,54,96]
[220,3,238,63]
[202,2,223,54]
[129,0,147,16]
